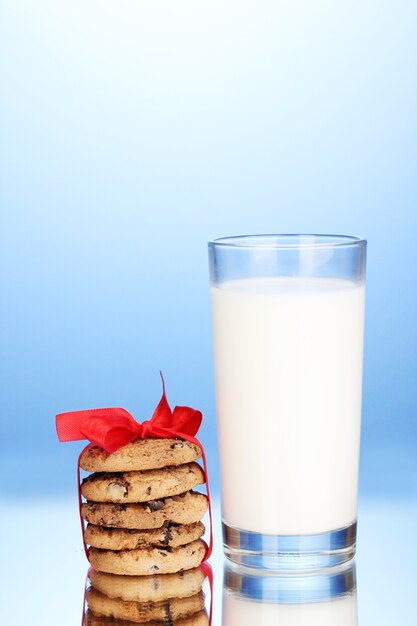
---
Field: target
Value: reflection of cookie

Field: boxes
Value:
[86,587,204,623]
[88,539,206,575]
[80,439,202,473]
[84,610,209,626]
[85,521,205,550]
[81,463,204,503]
[89,567,205,602]
[82,492,208,530]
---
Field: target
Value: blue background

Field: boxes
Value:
[1,0,416,501]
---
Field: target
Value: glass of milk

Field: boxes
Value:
[208,234,366,570]
[223,560,358,625]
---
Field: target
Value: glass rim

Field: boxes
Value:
[208,233,367,249]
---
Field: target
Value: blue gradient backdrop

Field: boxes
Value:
[1,0,416,499]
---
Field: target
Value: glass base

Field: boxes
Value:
[223,521,357,572]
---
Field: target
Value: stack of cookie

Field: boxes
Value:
[80,437,209,624]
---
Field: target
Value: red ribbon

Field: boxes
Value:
[56,375,213,561]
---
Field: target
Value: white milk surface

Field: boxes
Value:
[223,593,358,626]
[211,277,365,535]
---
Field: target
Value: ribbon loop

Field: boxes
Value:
[56,407,140,450]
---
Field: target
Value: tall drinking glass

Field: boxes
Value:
[208,234,366,570]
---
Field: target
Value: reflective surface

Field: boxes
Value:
[2,495,416,624]
[223,561,357,625]
[224,560,356,604]
[82,565,212,625]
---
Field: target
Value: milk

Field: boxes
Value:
[211,277,365,535]
[223,592,358,626]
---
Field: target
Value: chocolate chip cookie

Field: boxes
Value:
[80,439,202,473]
[85,521,205,550]
[81,463,204,503]
[88,539,207,576]
[81,491,208,530]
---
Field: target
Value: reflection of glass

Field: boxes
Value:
[223,560,358,625]
[82,565,211,625]
[209,235,366,570]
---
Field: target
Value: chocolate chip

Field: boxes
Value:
[146,486,152,495]
[161,527,173,546]
[146,500,164,512]
[164,602,174,626]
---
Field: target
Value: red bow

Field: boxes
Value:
[56,377,202,452]
[56,375,212,561]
